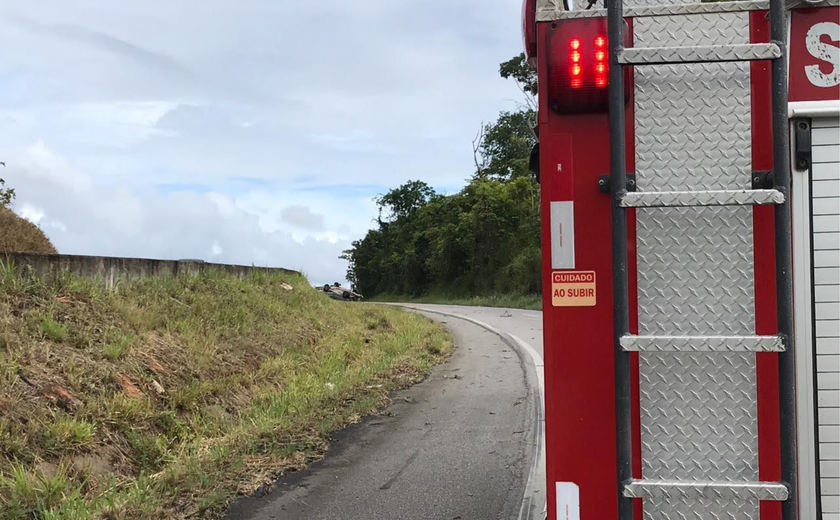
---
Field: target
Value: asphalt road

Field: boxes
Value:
[402,305,544,359]
[226,310,542,520]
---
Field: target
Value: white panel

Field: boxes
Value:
[823,426,840,443]
[817,321,840,338]
[555,482,580,520]
[815,145,840,164]
[813,118,840,129]
[816,285,840,303]
[823,513,840,520]
[816,268,840,285]
[822,372,840,390]
[824,477,840,496]
[819,338,840,355]
[818,303,840,320]
[800,117,838,517]
[815,231,840,249]
[815,181,840,198]
[814,127,840,146]
[821,408,840,426]
[819,355,840,373]
[824,443,840,461]
[816,250,840,266]
[813,163,840,181]
[813,216,840,233]
[821,391,840,408]
[795,136,821,520]
[550,201,575,270]
[815,199,840,217]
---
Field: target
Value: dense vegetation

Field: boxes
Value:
[0,265,450,519]
[343,55,541,301]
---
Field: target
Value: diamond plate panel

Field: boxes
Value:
[634,13,752,191]
[642,496,756,520]
[637,207,754,335]
[631,5,759,520]
[640,354,758,479]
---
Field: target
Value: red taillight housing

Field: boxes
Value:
[547,18,631,114]
[522,0,537,67]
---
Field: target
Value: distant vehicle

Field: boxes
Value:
[319,282,363,301]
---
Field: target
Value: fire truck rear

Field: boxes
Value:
[523,0,839,518]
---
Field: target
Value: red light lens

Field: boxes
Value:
[548,20,630,113]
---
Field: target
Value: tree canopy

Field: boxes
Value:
[343,55,541,299]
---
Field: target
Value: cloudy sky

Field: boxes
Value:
[0,1,524,284]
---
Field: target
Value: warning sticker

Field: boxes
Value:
[552,271,596,307]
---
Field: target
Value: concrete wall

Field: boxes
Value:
[2,253,298,290]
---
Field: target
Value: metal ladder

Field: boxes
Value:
[605,0,796,518]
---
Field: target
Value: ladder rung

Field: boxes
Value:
[537,1,769,21]
[620,189,784,208]
[620,335,785,353]
[618,43,781,65]
[623,480,789,501]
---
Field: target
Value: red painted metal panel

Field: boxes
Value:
[538,18,637,519]
[789,7,840,102]
[751,11,782,520]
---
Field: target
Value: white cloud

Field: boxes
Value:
[5,144,353,284]
[0,0,526,284]
[18,203,44,224]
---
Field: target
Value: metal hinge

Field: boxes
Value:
[793,119,812,171]
[752,170,774,190]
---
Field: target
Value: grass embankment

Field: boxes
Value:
[0,261,451,519]
[0,207,58,254]
[371,292,542,311]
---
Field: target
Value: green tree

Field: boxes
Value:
[473,109,536,181]
[375,180,435,222]
[473,53,538,181]
[499,53,538,100]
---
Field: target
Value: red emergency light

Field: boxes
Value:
[522,0,537,67]
[546,18,631,113]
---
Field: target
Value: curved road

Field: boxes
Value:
[226,306,545,520]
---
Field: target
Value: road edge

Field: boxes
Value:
[390,304,547,520]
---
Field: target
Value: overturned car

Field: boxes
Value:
[319,282,363,301]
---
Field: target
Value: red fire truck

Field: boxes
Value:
[523,0,839,518]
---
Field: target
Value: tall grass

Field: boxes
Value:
[0,264,451,520]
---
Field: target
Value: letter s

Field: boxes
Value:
[805,22,840,88]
